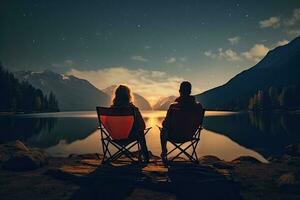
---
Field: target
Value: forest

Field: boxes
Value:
[248,85,300,111]
[0,63,59,113]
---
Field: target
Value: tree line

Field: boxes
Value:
[248,85,300,111]
[0,63,59,113]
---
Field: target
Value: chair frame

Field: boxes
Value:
[96,107,151,164]
[159,109,205,164]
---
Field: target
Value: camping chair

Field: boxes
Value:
[158,108,205,164]
[96,106,151,164]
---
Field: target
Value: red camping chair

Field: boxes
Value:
[96,107,151,164]
[159,107,205,164]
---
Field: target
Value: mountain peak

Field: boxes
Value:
[102,85,152,110]
[14,70,110,111]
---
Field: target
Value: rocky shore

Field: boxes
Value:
[0,140,300,200]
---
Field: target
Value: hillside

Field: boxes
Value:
[15,70,110,111]
[153,96,177,110]
[196,36,300,110]
[0,64,59,113]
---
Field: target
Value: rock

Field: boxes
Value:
[0,140,48,171]
[200,155,222,164]
[2,140,29,152]
[44,168,78,181]
[2,150,48,171]
[232,156,262,164]
[277,171,300,193]
[68,153,101,160]
[285,144,300,157]
[212,162,234,170]
[199,156,233,169]
[277,172,296,187]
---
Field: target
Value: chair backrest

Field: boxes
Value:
[168,105,205,142]
[96,107,135,140]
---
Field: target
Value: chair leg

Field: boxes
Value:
[167,140,200,163]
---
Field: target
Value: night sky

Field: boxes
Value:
[1,0,300,103]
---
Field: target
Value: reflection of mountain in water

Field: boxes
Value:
[0,117,57,142]
[26,118,98,148]
[203,112,300,157]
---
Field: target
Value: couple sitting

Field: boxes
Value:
[109,81,203,163]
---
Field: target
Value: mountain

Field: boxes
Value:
[153,95,177,110]
[0,64,59,113]
[196,36,300,110]
[103,85,152,110]
[14,70,110,111]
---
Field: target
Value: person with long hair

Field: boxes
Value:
[111,85,150,162]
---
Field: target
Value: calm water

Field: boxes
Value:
[1,111,300,162]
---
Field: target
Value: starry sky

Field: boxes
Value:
[1,0,300,104]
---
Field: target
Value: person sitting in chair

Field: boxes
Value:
[111,85,150,162]
[160,81,203,162]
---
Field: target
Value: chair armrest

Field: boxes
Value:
[156,125,163,131]
[144,127,152,135]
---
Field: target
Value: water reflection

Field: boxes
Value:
[44,111,268,162]
[0,117,57,142]
[1,111,298,162]
[204,112,300,157]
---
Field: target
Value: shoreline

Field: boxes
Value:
[0,140,300,199]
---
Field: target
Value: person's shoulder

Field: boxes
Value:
[195,101,204,111]
[170,101,179,108]
[129,103,141,111]
[196,101,203,107]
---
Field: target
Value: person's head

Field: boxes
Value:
[179,81,192,97]
[112,85,134,106]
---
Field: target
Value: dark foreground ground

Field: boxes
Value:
[0,141,300,200]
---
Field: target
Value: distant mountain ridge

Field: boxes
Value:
[14,70,110,111]
[196,36,300,110]
[153,96,177,110]
[103,85,152,110]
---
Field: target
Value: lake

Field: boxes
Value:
[1,111,300,163]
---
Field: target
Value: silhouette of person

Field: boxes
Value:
[160,81,203,162]
[111,85,150,162]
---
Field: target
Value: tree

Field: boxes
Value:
[0,63,59,113]
[268,86,279,109]
[48,91,59,112]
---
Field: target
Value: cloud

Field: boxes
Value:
[259,16,280,28]
[131,55,148,62]
[165,57,176,64]
[242,44,269,61]
[276,40,289,46]
[286,29,300,37]
[204,51,217,59]
[260,8,300,30]
[284,8,300,26]
[205,43,270,62]
[219,49,241,61]
[228,36,240,45]
[179,57,187,62]
[204,49,241,62]
[67,67,184,105]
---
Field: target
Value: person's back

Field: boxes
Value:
[160,81,203,161]
[110,85,149,162]
[162,95,202,130]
